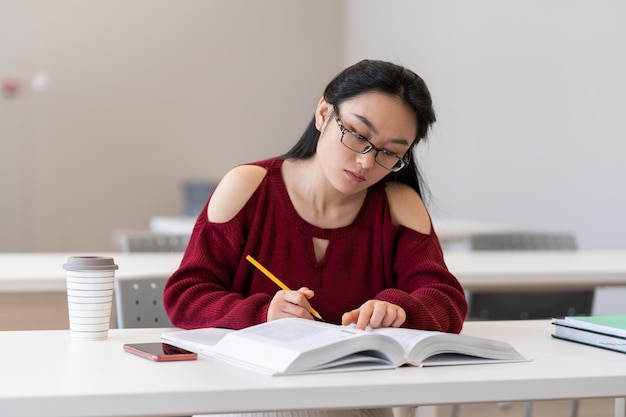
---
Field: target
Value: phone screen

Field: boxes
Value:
[123,342,198,361]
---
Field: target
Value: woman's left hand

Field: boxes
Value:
[341,300,406,330]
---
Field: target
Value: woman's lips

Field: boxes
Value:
[345,170,366,182]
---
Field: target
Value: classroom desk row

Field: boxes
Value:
[0,252,184,330]
[4,250,626,293]
[149,215,519,247]
[2,250,626,302]
[1,250,626,329]
[0,320,624,417]
[445,249,626,291]
[0,252,183,292]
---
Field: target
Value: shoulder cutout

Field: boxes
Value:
[207,165,268,223]
[384,182,432,234]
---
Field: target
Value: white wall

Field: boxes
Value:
[343,0,626,249]
[3,1,625,252]
[0,0,343,251]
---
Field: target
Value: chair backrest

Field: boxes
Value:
[182,180,218,217]
[119,232,190,253]
[466,231,593,320]
[114,276,173,328]
[469,232,578,251]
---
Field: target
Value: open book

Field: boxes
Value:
[161,318,526,375]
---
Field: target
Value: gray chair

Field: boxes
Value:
[469,231,577,251]
[114,275,186,417]
[182,180,218,217]
[114,275,173,328]
[119,232,190,253]
[455,231,587,417]
[467,232,592,321]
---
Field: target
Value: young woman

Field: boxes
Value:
[164,59,467,336]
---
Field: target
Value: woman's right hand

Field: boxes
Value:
[267,287,316,321]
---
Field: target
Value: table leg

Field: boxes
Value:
[616,398,625,417]
[414,406,437,417]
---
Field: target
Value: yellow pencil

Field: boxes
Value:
[246,255,323,321]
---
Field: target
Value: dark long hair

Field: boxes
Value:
[282,60,436,199]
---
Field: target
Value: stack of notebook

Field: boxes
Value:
[552,314,626,353]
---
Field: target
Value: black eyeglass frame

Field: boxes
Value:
[333,109,409,173]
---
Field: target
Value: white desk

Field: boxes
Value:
[150,215,197,234]
[0,321,624,417]
[444,250,626,291]
[2,251,625,329]
[149,216,520,247]
[3,250,626,294]
[0,252,183,292]
[0,253,183,330]
[0,250,626,293]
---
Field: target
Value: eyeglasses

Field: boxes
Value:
[334,110,409,172]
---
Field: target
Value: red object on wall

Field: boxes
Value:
[2,77,20,97]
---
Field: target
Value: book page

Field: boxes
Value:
[241,317,346,343]
[161,327,233,352]
[369,327,440,354]
[163,319,526,374]
[212,319,403,374]
[366,326,526,366]
[552,324,626,353]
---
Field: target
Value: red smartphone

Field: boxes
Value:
[123,342,198,362]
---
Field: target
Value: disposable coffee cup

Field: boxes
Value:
[63,256,118,340]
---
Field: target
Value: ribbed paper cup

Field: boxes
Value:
[63,256,118,341]
[67,294,114,304]
[66,288,114,297]
[66,275,117,284]
[66,270,116,278]
[68,302,113,311]
[68,307,112,318]
[66,281,115,291]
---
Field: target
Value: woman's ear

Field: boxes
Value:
[314,97,334,132]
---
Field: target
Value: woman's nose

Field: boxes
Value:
[356,150,376,169]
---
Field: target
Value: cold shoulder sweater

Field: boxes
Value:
[163,158,467,333]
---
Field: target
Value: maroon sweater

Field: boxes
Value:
[163,158,467,333]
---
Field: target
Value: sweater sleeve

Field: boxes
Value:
[162,205,272,330]
[375,228,468,333]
